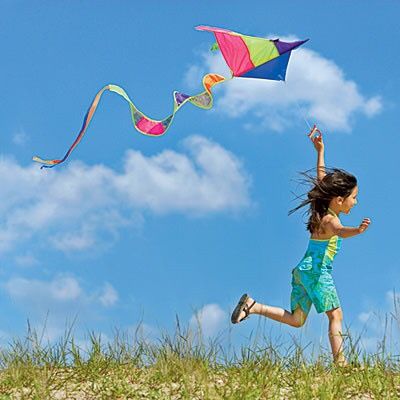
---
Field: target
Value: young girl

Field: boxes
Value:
[231,132,371,365]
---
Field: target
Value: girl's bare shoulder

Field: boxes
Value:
[320,214,340,234]
[311,214,340,239]
[321,213,338,223]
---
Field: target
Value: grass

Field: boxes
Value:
[0,317,399,400]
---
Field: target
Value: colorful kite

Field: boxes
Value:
[33,26,308,168]
[197,26,308,81]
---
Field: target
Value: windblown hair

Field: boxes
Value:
[289,168,357,234]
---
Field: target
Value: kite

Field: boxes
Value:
[33,26,308,168]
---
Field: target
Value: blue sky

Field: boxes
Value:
[0,1,399,353]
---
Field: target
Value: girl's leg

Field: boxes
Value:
[241,297,307,327]
[326,307,347,365]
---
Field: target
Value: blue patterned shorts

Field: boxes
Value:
[290,267,341,314]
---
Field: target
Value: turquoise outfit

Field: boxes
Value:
[290,223,342,314]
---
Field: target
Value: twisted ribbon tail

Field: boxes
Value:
[33,85,110,168]
[32,73,229,168]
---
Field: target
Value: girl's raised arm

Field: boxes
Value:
[311,130,326,181]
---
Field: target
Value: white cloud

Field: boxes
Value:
[14,254,39,267]
[0,135,250,254]
[184,64,207,90]
[128,322,158,344]
[386,290,400,305]
[187,40,382,132]
[2,275,122,344]
[4,275,119,313]
[359,336,382,352]
[51,226,96,252]
[12,130,29,146]
[51,277,82,301]
[358,311,373,323]
[99,283,118,307]
[190,303,227,337]
[5,276,82,304]
[355,290,400,353]
[115,136,250,214]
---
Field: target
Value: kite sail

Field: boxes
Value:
[33,26,308,168]
[196,26,308,81]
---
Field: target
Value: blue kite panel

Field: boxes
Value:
[240,52,291,81]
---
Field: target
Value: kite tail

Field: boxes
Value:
[32,73,228,168]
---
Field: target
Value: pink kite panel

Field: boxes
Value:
[214,32,254,76]
[195,25,234,35]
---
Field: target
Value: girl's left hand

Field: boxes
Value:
[358,218,371,233]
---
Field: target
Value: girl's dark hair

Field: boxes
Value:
[289,168,357,233]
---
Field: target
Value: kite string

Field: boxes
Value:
[279,74,312,131]
[282,79,328,141]
[293,97,312,131]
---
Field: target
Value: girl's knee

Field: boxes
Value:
[292,319,305,328]
[326,307,343,321]
[292,308,307,327]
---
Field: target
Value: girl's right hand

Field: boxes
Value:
[312,134,324,153]
[358,218,371,233]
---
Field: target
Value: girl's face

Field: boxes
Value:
[340,186,358,214]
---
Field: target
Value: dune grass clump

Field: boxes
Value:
[0,318,398,399]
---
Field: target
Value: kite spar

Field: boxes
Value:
[33,26,308,168]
